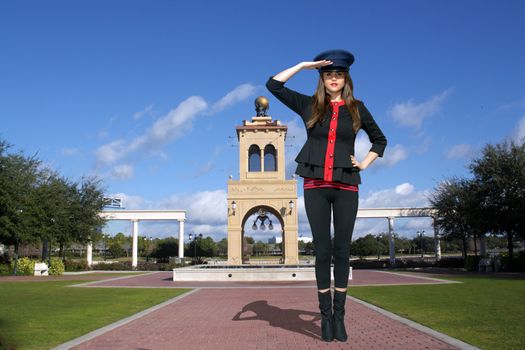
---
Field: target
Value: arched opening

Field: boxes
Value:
[264,144,277,172]
[241,205,285,264]
[248,145,261,172]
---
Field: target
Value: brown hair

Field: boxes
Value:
[307,72,361,131]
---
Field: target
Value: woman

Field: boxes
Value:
[266,49,387,342]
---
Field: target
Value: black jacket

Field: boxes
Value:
[266,77,387,185]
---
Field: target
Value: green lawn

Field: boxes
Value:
[0,280,191,350]
[349,275,525,350]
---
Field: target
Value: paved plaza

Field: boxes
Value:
[49,270,479,350]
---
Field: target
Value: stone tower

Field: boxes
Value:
[227,97,299,265]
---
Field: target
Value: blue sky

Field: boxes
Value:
[1,1,524,242]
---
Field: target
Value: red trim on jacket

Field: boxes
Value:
[303,177,359,192]
[323,100,345,181]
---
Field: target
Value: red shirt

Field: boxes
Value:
[324,100,345,181]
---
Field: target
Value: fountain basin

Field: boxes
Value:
[173,265,352,282]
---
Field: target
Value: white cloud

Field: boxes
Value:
[61,147,78,156]
[111,164,134,180]
[95,139,127,166]
[127,96,208,154]
[388,88,452,129]
[511,116,525,144]
[446,143,473,159]
[378,144,408,167]
[95,95,206,167]
[210,83,258,114]
[355,134,408,168]
[133,104,155,120]
[360,183,430,208]
[395,183,414,195]
[95,84,257,180]
[160,190,228,226]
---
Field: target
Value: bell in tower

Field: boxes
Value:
[227,97,299,265]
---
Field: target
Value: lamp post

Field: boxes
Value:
[189,233,203,262]
[417,230,425,260]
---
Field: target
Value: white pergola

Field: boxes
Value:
[85,207,439,268]
[357,207,440,264]
[88,210,186,268]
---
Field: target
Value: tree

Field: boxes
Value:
[0,138,108,267]
[151,237,178,261]
[351,234,384,259]
[107,241,125,258]
[111,232,131,257]
[469,140,525,269]
[199,237,217,257]
[253,240,269,256]
[31,171,75,261]
[217,238,228,256]
[0,142,41,272]
[430,177,473,259]
[74,177,107,246]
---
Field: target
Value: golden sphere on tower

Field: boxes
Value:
[255,96,269,109]
[255,96,269,116]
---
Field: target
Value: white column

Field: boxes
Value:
[132,219,139,269]
[433,217,442,261]
[388,217,396,265]
[87,241,93,267]
[178,219,185,258]
[260,149,265,172]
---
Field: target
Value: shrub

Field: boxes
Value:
[49,258,65,275]
[350,259,387,269]
[89,261,187,271]
[0,263,11,276]
[93,262,131,270]
[64,259,89,272]
[464,255,482,271]
[498,252,525,272]
[435,256,464,268]
[10,257,34,275]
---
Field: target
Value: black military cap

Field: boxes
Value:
[314,49,355,72]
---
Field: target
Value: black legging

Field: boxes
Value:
[304,188,358,289]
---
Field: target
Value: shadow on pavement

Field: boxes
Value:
[232,300,321,340]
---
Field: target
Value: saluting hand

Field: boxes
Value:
[272,60,333,84]
[301,60,333,70]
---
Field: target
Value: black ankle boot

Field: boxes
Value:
[317,291,334,342]
[333,290,348,341]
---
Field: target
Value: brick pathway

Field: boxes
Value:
[55,271,476,350]
[69,287,460,350]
